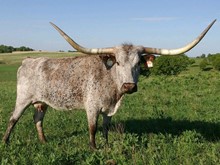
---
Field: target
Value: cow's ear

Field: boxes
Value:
[99,55,116,69]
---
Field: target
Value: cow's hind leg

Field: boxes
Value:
[33,103,48,143]
[2,100,31,143]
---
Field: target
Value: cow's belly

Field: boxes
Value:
[39,89,84,111]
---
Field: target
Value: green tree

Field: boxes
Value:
[212,56,220,71]
[199,58,209,71]
[201,54,206,58]
[207,54,220,71]
[152,55,191,75]
[0,45,13,53]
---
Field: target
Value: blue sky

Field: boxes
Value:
[0,0,219,57]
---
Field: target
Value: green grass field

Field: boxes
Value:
[0,52,220,164]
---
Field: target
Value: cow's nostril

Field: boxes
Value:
[121,83,137,94]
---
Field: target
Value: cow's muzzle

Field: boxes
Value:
[121,83,137,94]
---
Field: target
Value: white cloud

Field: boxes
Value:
[131,17,179,22]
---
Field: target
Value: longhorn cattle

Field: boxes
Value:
[2,20,216,149]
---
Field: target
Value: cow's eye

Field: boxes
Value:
[106,58,114,67]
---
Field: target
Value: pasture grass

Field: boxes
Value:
[0,52,220,164]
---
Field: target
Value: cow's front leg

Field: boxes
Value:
[86,110,99,149]
[102,114,112,145]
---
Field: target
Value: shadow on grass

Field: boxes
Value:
[118,118,220,141]
[46,130,83,142]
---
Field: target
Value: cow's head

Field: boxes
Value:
[112,44,143,94]
[50,20,216,94]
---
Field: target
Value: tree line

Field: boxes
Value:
[140,53,220,76]
[0,45,34,53]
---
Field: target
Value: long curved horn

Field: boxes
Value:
[50,22,114,54]
[144,19,216,55]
